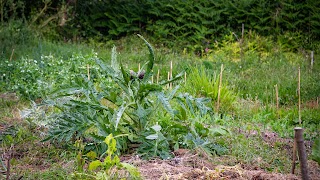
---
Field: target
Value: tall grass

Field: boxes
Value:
[182,65,237,113]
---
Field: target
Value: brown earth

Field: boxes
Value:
[121,149,320,180]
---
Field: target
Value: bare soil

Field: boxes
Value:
[121,149,320,180]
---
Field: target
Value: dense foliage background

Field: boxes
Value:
[1,0,320,50]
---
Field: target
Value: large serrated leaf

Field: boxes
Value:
[157,92,174,116]
[112,104,126,130]
[137,34,154,81]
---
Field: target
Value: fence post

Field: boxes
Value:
[294,127,309,180]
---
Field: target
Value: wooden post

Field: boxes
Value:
[217,64,223,112]
[298,67,301,125]
[138,63,141,71]
[294,127,309,180]
[310,51,314,70]
[87,64,90,80]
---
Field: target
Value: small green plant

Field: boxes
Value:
[138,124,171,159]
[72,134,141,179]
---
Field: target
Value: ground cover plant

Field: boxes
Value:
[0,23,319,180]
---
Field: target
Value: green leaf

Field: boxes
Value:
[112,103,127,130]
[121,162,141,178]
[146,134,158,140]
[86,151,97,160]
[151,124,162,132]
[88,160,102,171]
[157,92,174,116]
[137,34,154,81]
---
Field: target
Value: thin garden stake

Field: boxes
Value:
[240,24,244,60]
[167,71,170,89]
[298,67,301,125]
[241,23,245,39]
[310,51,314,70]
[170,60,173,89]
[157,69,160,84]
[138,63,141,71]
[184,72,187,84]
[9,49,14,61]
[294,127,310,180]
[151,70,154,83]
[217,64,223,112]
[275,84,279,110]
[87,64,90,80]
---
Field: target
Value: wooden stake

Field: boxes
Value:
[138,63,141,71]
[241,23,245,39]
[9,49,14,61]
[294,127,310,180]
[298,67,301,125]
[151,70,154,83]
[310,51,314,70]
[240,24,244,60]
[184,72,187,84]
[217,64,223,112]
[275,84,279,110]
[157,69,160,84]
[167,71,170,89]
[87,64,90,80]
[170,61,173,89]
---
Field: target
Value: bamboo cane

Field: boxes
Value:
[87,64,90,80]
[170,61,173,89]
[275,84,279,110]
[151,70,154,83]
[310,51,314,70]
[157,69,160,84]
[9,49,14,61]
[167,71,170,89]
[217,64,223,112]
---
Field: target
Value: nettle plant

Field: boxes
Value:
[43,35,216,158]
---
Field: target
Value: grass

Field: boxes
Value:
[0,30,319,178]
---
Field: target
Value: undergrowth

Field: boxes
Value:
[0,32,319,178]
